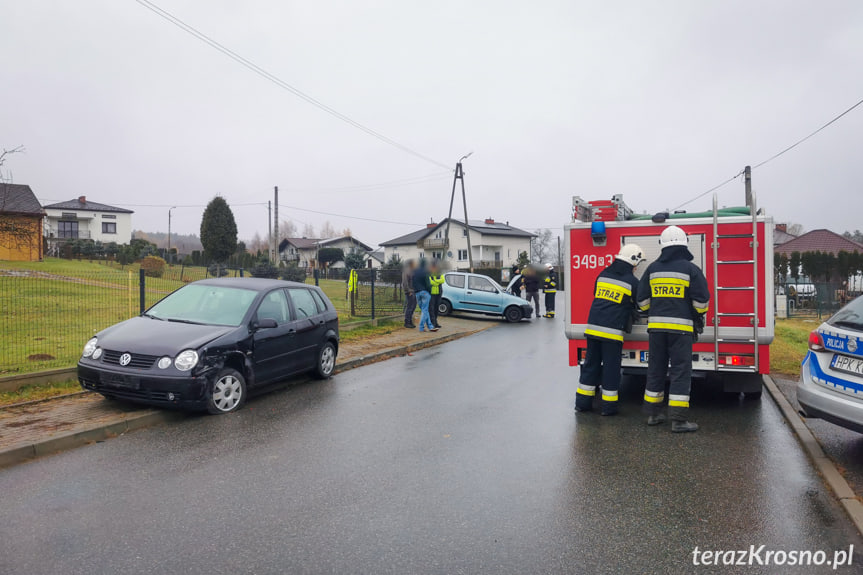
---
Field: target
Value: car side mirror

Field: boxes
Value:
[253,318,278,331]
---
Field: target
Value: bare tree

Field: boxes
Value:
[280,219,297,239]
[531,228,553,264]
[319,221,337,239]
[248,232,266,254]
[302,222,316,238]
[0,146,25,183]
[342,227,352,237]
[786,223,804,236]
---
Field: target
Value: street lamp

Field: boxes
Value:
[168,206,177,264]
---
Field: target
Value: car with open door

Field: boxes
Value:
[77,278,339,414]
[438,272,533,323]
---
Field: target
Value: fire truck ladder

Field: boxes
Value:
[712,192,759,373]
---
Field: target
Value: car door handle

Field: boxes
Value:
[466,291,473,294]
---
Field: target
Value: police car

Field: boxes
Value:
[798,294,863,433]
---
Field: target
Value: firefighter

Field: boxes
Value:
[543,263,558,318]
[637,225,710,433]
[575,244,644,415]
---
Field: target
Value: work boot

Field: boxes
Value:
[574,397,593,412]
[647,413,666,426]
[601,404,619,416]
[671,421,699,433]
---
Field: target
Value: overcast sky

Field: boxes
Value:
[3,1,862,247]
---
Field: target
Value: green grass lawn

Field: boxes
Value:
[1,259,399,374]
[771,317,820,377]
[0,380,81,407]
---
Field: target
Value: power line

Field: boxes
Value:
[133,0,451,170]
[287,172,451,194]
[672,170,744,211]
[673,96,863,211]
[751,96,863,170]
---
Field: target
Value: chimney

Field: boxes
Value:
[427,222,437,229]
[776,223,787,233]
[484,218,495,225]
[78,196,86,204]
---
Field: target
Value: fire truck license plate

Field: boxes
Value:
[640,351,649,363]
[831,354,863,377]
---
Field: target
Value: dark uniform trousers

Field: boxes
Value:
[575,337,623,410]
[544,292,555,316]
[644,331,693,421]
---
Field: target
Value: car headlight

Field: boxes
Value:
[82,338,98,358]
[157,357,172,369]
[174,350,199,372]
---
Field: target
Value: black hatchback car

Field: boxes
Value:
[78,278,339,414]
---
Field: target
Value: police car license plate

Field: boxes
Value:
[640,351,649,363]
[831,354,863,377]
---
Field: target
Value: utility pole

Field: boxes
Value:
[273,186,279,264]
[268,201,272,261]
[443,153,474,272]
[167,206,177,264]
[744,165,752,208]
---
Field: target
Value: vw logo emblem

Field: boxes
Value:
[119,353,132,366]
[849,338,858,353]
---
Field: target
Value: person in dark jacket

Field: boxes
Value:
[637,226,710,433]
[522,267,541,318]
[510,264,522,298]
[412,259,437,332]
[543,263,558,318]
[575,244,643,415]
[402,259,417,328]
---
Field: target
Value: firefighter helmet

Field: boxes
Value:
[545,263,554,269]
[660,225,688,247]
[616,243,644,266]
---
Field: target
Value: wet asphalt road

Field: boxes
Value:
[774,376,863,497]
[1,313,863,574]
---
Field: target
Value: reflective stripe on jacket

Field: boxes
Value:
[636,246,710,334]
[585,259,639,341]
[543,271,558,293]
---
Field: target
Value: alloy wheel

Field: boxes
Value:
[212,374,243,412]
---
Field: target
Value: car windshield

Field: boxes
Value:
[828,295,863,331]
[146,284,258,326]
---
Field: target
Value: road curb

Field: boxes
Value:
[763,374,863,535]
[0,326,488,470]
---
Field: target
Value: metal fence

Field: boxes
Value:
[778,280,860,319]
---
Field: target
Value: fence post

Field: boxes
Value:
[139,268,146,314]
[128,270,133,318]
[370,270,376,320]
[240,268,244,278]
[314,268,319,286]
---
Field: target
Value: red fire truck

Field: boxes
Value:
[564,193,774,397]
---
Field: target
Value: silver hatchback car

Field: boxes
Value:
[798,295,863,433]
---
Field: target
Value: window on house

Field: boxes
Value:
[457,249,468,261]
[462,229,468,237]
[102,214,116,219]
[58,221,78,239]
[102,222,117,234]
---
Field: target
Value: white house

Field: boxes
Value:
[278,235,375,268]
[43,196,133,244]
[380,218,534,268]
